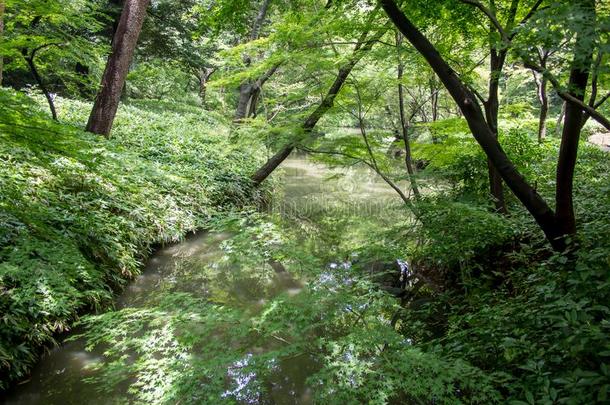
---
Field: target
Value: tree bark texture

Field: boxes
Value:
[381,0,567,251]
[86,0,150,136]
[236,63,280,120]
[554,0,596,240]
[235,0,273,120]
[484,48,508,213]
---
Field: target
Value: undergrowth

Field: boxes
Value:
[0,89,263,389]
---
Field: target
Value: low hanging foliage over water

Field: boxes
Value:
[1,0,610,403]
[0,89,264,389]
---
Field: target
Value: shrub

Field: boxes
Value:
[0,89,264,389]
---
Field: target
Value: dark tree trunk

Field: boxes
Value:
[250,0,271,41]
[236,63,281,120]
[555,0,596,240]
[22,46,58,121]
[86,0,150,136]
[251,29,383,185]
[396,32,420,199]
[381,0,566,251]
[484,48,508,214]
[580,50,606,129]
[248,87,261,117]
[236,82,253,120]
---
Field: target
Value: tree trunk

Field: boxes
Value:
[248,87,261,117]
[199,78,207,106]
[555,101,566,137]
[235,0,273,120]
[381,0,566,251]
[484,48,507,214]
[86,0,150,136]
[235,82,253,120]
[429,77,439,122]
[197,67,215,107]
[533,73,548,142]
[250,0,271,41]
[396,32,420,199]
[23,47,58,121]
[532,49,550,143]
[251,29,384,185]
[554,0,596,241]
[236,63,281,120]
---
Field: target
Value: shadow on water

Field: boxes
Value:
[3,155,409,404]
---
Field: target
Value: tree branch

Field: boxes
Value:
[525,61,610,131]
[459,0,509,43]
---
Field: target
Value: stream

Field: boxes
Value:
[3,155,407,405]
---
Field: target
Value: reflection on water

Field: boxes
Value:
[271,156,409,218]
[4,230,312,405]
[3,155,406,404]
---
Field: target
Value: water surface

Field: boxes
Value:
[3,155,409,404]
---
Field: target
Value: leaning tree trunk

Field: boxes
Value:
[381,0,567,251]
[250,65,356,185]
[554,0,596,241]
[22,46,58,121]
[86,0,150,136]
[251,28,384,185]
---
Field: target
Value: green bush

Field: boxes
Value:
[0,89,264,389]
[413,120,555,203]
[399,130,610,403]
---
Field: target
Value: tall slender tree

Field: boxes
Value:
[554,0,596,240]
[457,0,544,213]
[235,0,275,120]
[86,0,150,136]
[396,32,420,198]
[380,0,598,251]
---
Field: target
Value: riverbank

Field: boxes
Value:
[0,90,265,390]
[3,89,610,403]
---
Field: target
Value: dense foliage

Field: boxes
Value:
[1,0,609,403]
[0,89,263,389]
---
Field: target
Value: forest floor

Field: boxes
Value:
[0,90,266,390]
[2,91,610,404]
